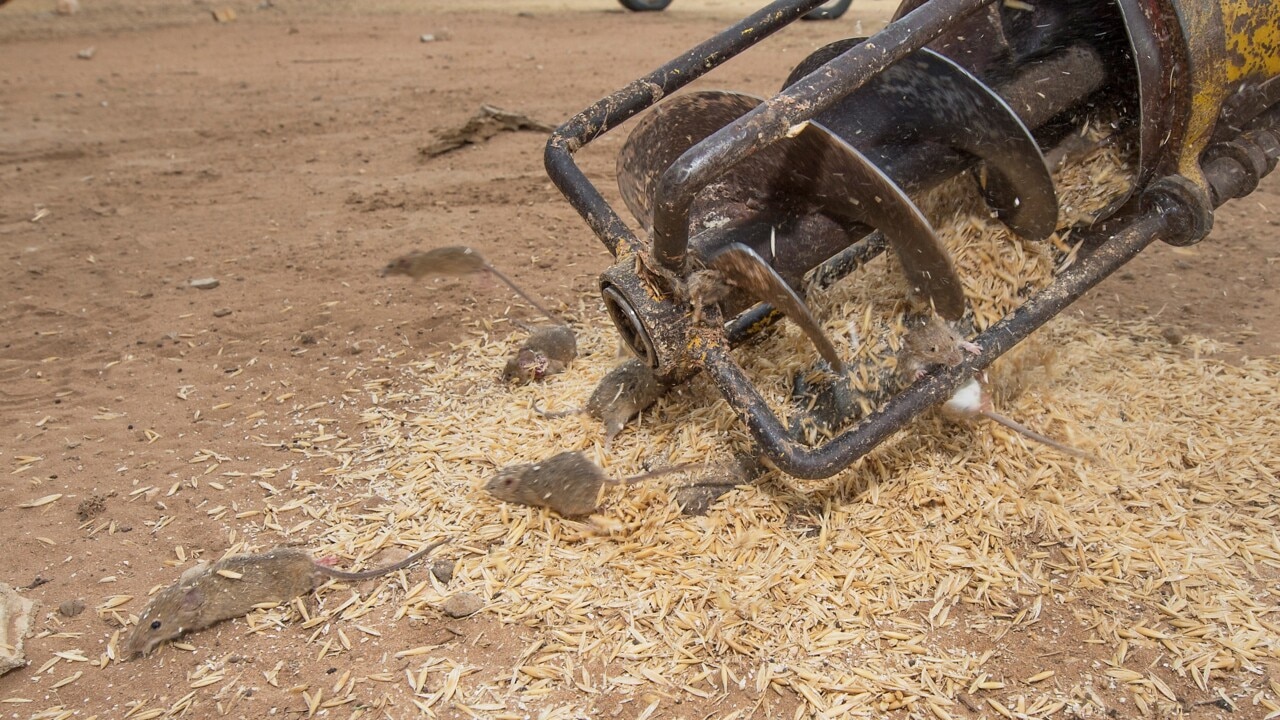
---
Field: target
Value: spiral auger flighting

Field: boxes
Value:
[545,0,1280,479]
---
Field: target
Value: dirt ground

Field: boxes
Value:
[1,1,1277,719]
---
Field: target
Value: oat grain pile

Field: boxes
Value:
[263,142,1278,717]
[2,6,1278,717]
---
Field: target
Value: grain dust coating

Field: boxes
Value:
[125,539,448,657]
[483,450,704,516]
[533,357,665,446]
[381,245,561,324]
[502,322,578,385]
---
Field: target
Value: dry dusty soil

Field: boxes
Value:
[0,1,1277,719]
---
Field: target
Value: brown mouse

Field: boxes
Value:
[897,314,982,381]
[125,538,448,657]
[483,450,703,516]
[502,322,578,385]
[382,246,561,324]
[532,358,665,447]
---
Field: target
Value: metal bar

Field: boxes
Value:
[702,210,1166,478]
[544,0,829,257]
[650,0,999,268]
[706,106,1280,479]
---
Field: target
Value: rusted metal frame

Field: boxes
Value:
[725,44,1107,342]
[543,0,830,258]
[705,108,1280,479]
[650,0,1000,269]
[702,212,1162,479]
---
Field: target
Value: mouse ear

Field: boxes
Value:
[180,587,204,611]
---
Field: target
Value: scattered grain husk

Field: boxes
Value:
[72,130,1280,718]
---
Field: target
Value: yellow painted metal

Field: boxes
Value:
[1220,0,1280,83]
[1163,0,1280,184]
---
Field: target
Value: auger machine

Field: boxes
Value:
[544,0,1280,479]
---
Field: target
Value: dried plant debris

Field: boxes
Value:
[421,105,556,158]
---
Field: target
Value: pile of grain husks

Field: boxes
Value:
[311,140,1279,718]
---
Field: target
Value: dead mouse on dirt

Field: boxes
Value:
[483,450,705,516]
[502,320,578,385]
[899,315,1099,461]
[125,538,448,658]
[531,357,666,448]
[381,245,561,325]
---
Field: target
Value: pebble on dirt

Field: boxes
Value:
[77,46,96,60]
[441,591,483,618]
[213,307,233,317]
[58,598,86,617]
[190,277,220,290]
[430,558,455,584]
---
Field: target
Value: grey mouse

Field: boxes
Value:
[532,358,666,447]
[125,538,448,657]
[382,245,561,325]
[483,450,703,516]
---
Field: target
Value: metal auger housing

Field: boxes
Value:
[544,0,1280,479]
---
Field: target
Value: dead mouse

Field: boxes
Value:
[943,375,1100,461]
[382,246,561,324]
[484,450,703,516]
[502,321,577,385]
[532,358,665,447]
[897,314,982,382]
[125,538,448,658]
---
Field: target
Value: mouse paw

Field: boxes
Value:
[960,340,981,356]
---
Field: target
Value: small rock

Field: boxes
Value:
[430,558,455,584]
[58,599,85,618]
[76,47,96,60]
[1161,327,1185,346]
[441,592,482,618]
[211,7,237,22]
[674,483,735,516]
[190,277,220,290]
[56,0,79,15]
[212,307,232,318]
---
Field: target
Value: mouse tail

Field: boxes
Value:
[483,264,562,326]
[980,410,1100,463]
[531,398,576,419]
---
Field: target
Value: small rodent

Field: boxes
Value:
[382,246,561,324]
[532,358,665,447]
[502,322,578,385]
[900,316,1098,460]
[942,376,1100,461]
[898,314,982,381]
[483,450,703,516]
[125,538,448,657]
